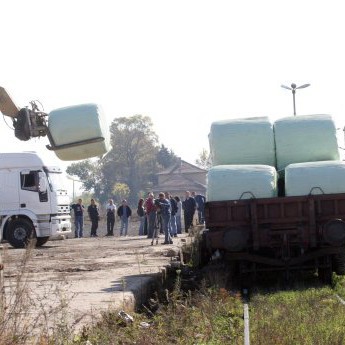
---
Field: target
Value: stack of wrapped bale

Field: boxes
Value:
[207,117,277,201]
[48,103,110,161]
[285,161,345,196]
[274,114,340,172]
[274,114,342,197]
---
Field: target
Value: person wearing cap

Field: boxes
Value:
[117,199,132,236]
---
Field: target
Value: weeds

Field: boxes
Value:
[0,242,76,345]
[250,279,345,345]
[71,285,244,345]
[3,230,345,345]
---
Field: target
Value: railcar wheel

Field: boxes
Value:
[7,219,35,248]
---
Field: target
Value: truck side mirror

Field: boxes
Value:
[38,172,47,193]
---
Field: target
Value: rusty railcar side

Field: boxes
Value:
[203,193,345,278]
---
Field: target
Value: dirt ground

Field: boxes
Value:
[0,219,190,329]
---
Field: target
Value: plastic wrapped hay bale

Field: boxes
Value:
[274,114,340,171]
[285,161,345,196]
[207,165,277,202]
[48,103,110,161]
[208,117,275,166]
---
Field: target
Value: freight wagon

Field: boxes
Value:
[203,192,345,283]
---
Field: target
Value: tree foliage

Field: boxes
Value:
[157,144,179,168]
[195,148,212,170]
[66,115,178,205]
[112,183,130,203]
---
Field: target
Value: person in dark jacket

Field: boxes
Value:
[88,199,100,237]
[137,198,145,235]
[182,191,196,232]
[192,192,206,224]
[71,198,85,238]
[156,192,173,245]
[166,192,178,237]
[117,200,132,236]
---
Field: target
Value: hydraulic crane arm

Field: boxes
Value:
[0,86,20,118]
[0,86,109,160]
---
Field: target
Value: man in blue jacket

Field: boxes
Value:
[117,200,132,236]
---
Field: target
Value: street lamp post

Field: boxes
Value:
[281,83,310,116]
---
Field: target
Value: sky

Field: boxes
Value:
[1,0,345,179]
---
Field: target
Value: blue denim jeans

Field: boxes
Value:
[120,217,129,236]
[74,215,84,238]
[176,215,182,234]
[170,214,177,236]
[162,214,172,243]
[138,216,145,235]
[147,212,156,238]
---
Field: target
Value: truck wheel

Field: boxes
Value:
[334,253,345,275]
[7,219,35,248]
[35,236,50,247]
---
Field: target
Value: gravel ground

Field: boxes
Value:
[0,218,190,330]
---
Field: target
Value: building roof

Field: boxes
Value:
[152,173,206,193]
[157,159,206,175]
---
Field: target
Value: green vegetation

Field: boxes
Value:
[3,238,345,344]
[72,285,244,345]
[250,276,345,345]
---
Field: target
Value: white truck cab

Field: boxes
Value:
[0,152,72,248]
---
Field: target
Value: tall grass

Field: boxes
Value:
[0,242,75,345]
[250,280,345,345]
[72,285,244,345]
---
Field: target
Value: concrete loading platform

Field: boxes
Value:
[1,233,191,328]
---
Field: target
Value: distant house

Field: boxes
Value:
[152,158,206,197]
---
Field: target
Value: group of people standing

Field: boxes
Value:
[71,198,132,238]
[70,190,206,242]
[139,190,206,245]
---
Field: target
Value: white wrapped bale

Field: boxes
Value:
[48,103,110,161]
[208,117,275,166]
[207,165,277,201]
[285,161,345,196]
[274,114,340,171]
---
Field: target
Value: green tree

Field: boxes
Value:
[157,144,179,168]
[66,115,178,205]
[66,159,110,203]
[195,148,212,170]
[112,183,130,203]
[106,115,159,204]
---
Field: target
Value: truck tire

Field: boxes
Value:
[7,219,35,248]
[35,236,50,247]
[334,253,345,275]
